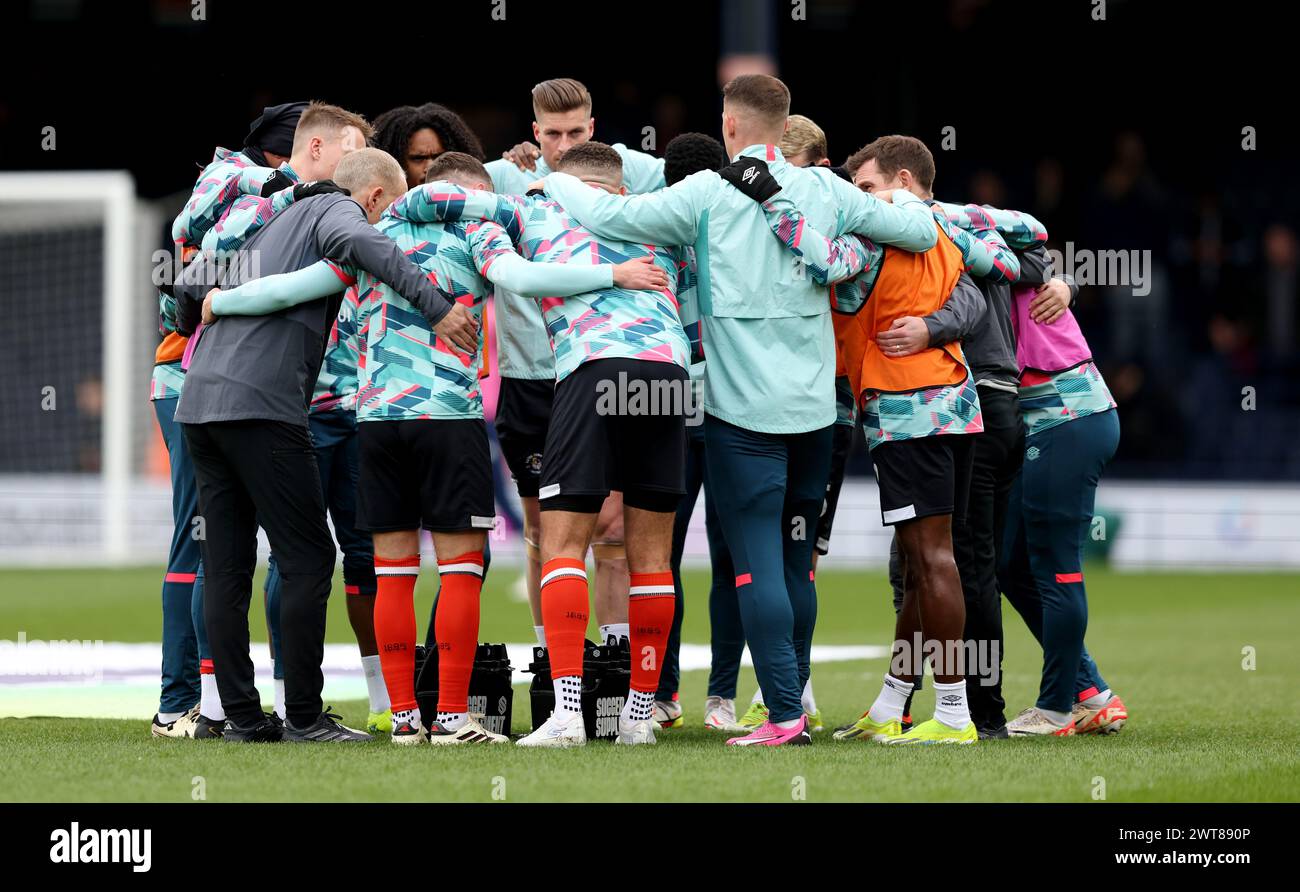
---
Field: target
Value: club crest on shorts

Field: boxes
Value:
[525,452,543,475]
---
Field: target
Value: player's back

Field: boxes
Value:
[692,151,847,433]
[356,214,490,421]
[701,158,847,322]
[519,196,688,381]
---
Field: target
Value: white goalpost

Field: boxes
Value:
[0,171,143,564]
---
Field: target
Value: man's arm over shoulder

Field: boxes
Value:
[467,221,612,297]
[756,188,883,286]
[388,183,526,245]
[934,201,1048,250]
[314,197,454,326]
[828,176,938,252]
[936,214,1020,282]
[171,160,278,247]
[211,260,353,317]
[200,185,298,255]
[542,171,706,247]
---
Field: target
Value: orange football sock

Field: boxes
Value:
[374,554,420,713]
[434,551,485,714]
[540,557,589,680]
[628,571,676,693]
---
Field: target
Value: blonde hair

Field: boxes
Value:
[780,114,828,164]
[531,78,592,118]
[291,102,373,153]
[333,147,406,197]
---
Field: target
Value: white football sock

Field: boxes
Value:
[801,678,818,715]
[1079,688,1112,709]
[157,710,184,724]
[436,711,468,731]
[360,655,389,713]
[621,689,655,724]
[932,680,972,730]
[868,674,913,724]
[394,707,421,729]
[553,675,583,719]
[533,625,547,647]
[274,678,286,719]
[751,686,765,705]
[599,623,629,644]
[774,717,803,730]
[200,673,225,721]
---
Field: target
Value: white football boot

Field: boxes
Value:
[703,696,745,732]
[427,714,508,745]
[516,711,587,748]
[615,717,658,746]
[150,704,200,739]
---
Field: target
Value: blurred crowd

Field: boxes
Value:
[907,131,1299,481]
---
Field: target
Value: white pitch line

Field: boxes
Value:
[0,641,888,720]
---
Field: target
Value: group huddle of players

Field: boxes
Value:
[149,73,1128,748]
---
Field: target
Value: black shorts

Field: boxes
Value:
[356,419,495,533]
[540,358,688,514]
[816,420,857,554]
[495,377,555,498]
[870,434,974,527]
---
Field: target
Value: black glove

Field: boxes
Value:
[259,169,293,197]
[293,179,349,200]
[718,157,782,202]
[259,172,350,200]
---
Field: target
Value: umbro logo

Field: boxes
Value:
[1026,446,1041,461]
[741,166,760,185]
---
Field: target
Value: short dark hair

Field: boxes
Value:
[664,133,728,186]
[721,74,790,127]
[554,140,623,181]
[424,151,492,185]
[846,135,936,191]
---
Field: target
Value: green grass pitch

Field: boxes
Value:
[1,565,1297,802]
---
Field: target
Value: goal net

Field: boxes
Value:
[0,171,170,565]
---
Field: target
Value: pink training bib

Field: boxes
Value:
[1010,284,1092,374]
